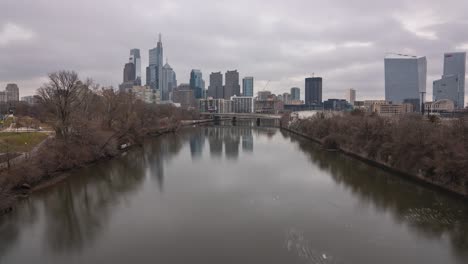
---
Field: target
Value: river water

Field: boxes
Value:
[1,123,467,264]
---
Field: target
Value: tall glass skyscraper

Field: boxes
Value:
[224,70,240,100]
[147,34,164,91]
[242,77,254,97]
[385,54,427,109]
[305,77,322,105]
[190,70,205,99]
[290,87,300,101]
[433,52,466,108]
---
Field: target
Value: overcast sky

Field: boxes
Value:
[1,0,468,103]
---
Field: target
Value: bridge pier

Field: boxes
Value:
[256,118,261,126]
[232,116,237,125]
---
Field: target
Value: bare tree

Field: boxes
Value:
[37,71,92,139]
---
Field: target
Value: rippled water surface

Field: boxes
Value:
[1,123,468,264]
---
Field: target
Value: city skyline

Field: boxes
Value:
[1,0,468,105]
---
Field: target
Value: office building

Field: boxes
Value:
[424,99,456,113]
[348,89,356,105]
[385,54,426,110]
[130,49,141,85]
[208,72,223,99]
[324,99,349,111]
[190,69,205,99]
[374,103,414,117]
[224,70,240,100]
[231,96,254,113]
[5,84,19,102]
[199,98,232,113]
[132,85,159,104]
[147,34,164,91]
[305,77,322,105]
[162,61,177,101]
[123,61,136,83]
[242,77,254,97]
[21,95,38,105]
[291,87,300,101]
[433,52,466,109]
[172,84,195,109]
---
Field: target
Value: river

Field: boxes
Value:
[1,122,467,264]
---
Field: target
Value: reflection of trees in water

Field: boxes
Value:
[0,199,38,261]
[42,150,147,253]
[287,134,468,259]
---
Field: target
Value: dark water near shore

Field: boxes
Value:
[1,122,468,264]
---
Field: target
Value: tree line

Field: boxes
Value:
[289,110,468,195]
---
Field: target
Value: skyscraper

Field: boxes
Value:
[348,88,356,105]
[305,77,322,105]
[242,77,254,97]
[190,70,205,99]
[433,52,466,108]
[208,72,223,99]
[123,60,136,83]
[385,54,426,108]
[147,34,164,92]
[130,49,141,85]
[290,87,300,101]
[224,70,240,100]
[162,60,177,101]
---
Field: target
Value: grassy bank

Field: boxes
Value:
[0,132,49,153]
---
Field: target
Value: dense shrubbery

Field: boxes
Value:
[290,112,468,192]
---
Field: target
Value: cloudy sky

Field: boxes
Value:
[1,0,468,103]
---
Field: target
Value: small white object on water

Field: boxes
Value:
[322,254,327,259]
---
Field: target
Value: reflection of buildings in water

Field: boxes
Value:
[208,127,223,157]
[224,128,240,159]
[189,129,205,159]
[255,127,278,139]
[241,129,253,153]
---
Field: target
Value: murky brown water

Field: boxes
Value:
[1,123,467,264]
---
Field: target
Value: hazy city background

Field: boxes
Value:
[1,0,468,103]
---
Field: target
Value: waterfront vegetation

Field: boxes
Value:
[0,71,197,212]
[289,110,468,195]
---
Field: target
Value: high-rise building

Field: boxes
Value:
[130,49,141,85]
[208,72,223,99]
[305,77,322,105]
[385,54,426,109]
[5,84,19,102]
[224,70,240,100]
[433,52,466,108]
[123,61,136,83]
[147,34,164,92]
[242,77,254,97]
[257,90,271,100]
[190,70,205,99]
[162,60,177,101]
[290,87,300,101]
[348,88,356,105]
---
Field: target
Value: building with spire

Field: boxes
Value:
[147,33,164,95]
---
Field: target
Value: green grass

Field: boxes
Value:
[0,132,48,153]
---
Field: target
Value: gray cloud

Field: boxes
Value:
[0,0,467,103]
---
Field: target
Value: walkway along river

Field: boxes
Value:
[0,122,467,264]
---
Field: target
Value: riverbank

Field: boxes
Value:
[0,127,178,216]
[283,116,468,199]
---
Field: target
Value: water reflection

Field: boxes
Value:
[0,124,467,264]
[287,135,468,260]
